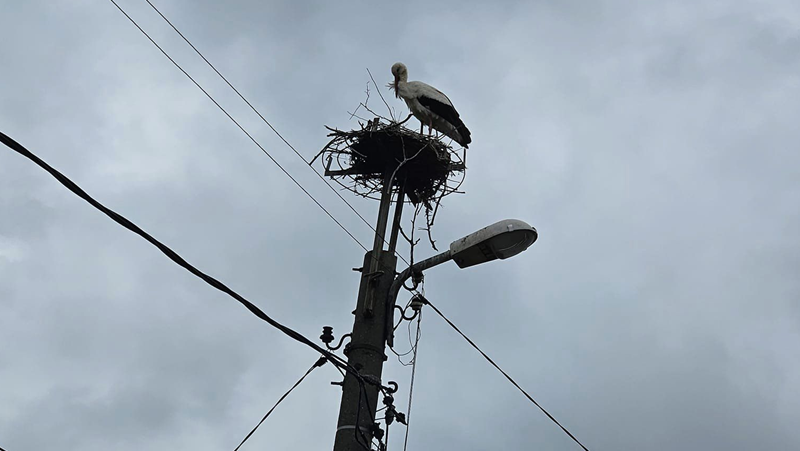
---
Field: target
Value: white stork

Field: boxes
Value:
[390,62,472,148]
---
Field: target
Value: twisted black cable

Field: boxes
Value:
[2,130,393,449]
[0,130,372,383]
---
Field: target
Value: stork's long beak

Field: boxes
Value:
[393,76,399,98]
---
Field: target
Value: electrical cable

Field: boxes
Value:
[406,314,419,356]
[107,0,369,254]
[402,309,422,451]
[425,299,591,451]
[389,300,417,365]
[355,373,391,451]
[141,0,406,263]
[0,130,382,388]
[123,0,411,267]
[233,356,327,451]
[390,316,418,367]
[353,382,373,451]
[1,129,394,450]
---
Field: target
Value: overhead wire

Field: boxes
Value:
[0,130,386,395]
[19,6,580,451]
[233,356,328,451]
[34,4,413,445]
[2,128,397,446]
[107,0,369,254]
[424,298,591,451]
[137,0,411,267]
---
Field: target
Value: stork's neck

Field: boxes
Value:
[395,78,411,99]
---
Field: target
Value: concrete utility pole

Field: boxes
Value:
[329,189,539,451]
[332,173,404,451]
[321,120,537,451]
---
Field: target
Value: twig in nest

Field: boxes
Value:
[347,111,370,122]
[351,72,395,124]
[309,135,340,165]
[367,67,395,121]
[359,102,394,124]
[395,113,414,127]
[387,136,431,190]
[349,82,370,121]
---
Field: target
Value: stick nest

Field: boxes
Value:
[314,117,466,206]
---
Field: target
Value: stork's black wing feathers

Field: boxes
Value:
[417,95,472,146]
[417,95,460,125]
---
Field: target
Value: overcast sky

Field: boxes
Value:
[2,0,799,450]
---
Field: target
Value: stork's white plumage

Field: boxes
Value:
[390,62,472,148]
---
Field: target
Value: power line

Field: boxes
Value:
[424,298,591,451]
[107,0,369,254]
[0,129,372,385]
[234,356,327,451]
[143,0,300,161]
[142,0,408,266]
[2,130,405,449]
[134,0,411,267]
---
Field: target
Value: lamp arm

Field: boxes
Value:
[385,249,452,346]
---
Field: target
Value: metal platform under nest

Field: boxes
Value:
[315,117,466,205]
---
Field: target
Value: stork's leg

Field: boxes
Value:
[420,122,424,135]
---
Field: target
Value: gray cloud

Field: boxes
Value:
[2,0,799,450]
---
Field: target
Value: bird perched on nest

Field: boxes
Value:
[389,62,472,148]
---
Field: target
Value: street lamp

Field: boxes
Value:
[449,218,538,268]
[386,219,537,344]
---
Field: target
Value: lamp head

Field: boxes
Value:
[449,219,538,269]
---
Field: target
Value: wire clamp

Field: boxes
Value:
[410,293,428,311]
[371,423,385,441]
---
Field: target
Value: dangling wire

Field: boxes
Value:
[389,291,426,366]
[402,292,424,451]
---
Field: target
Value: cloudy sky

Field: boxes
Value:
[2,0,799,450]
